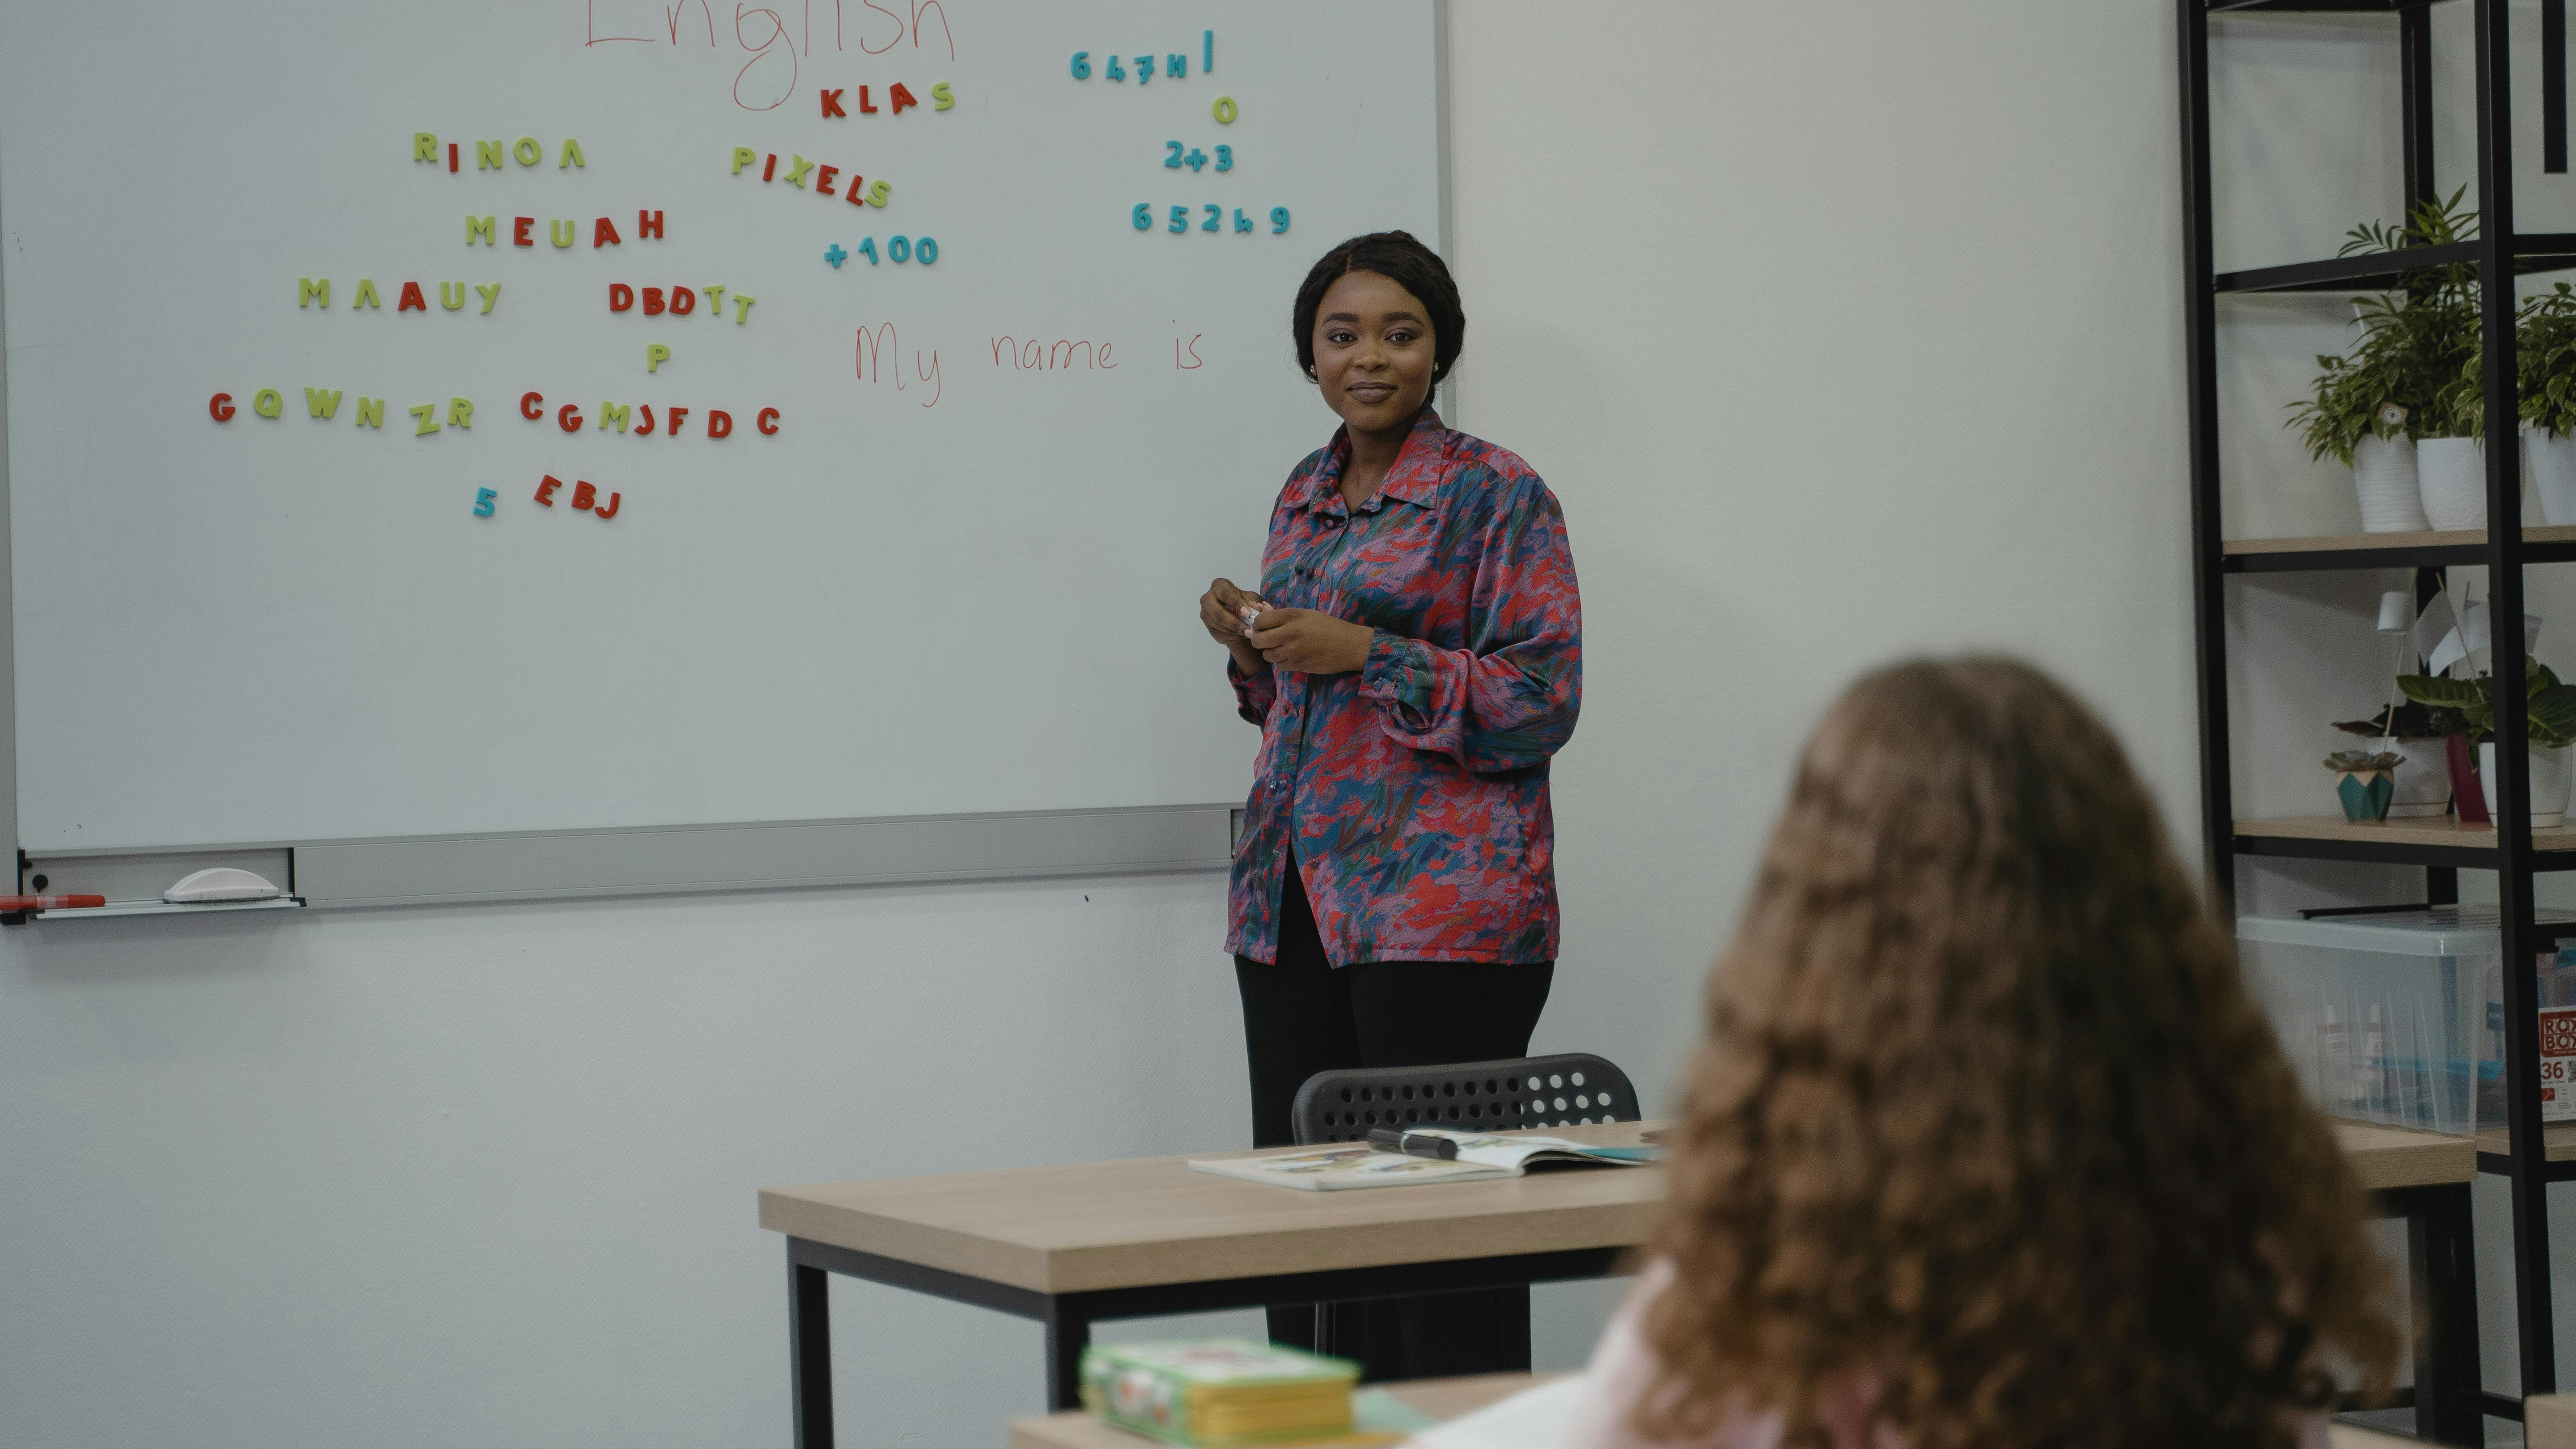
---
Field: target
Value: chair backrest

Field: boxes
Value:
[1288,1053,1641,1146]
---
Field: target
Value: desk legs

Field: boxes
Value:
[790,1250,835,1449]
[2378,1182,2481,1446]
[1043,1303,1092,1413]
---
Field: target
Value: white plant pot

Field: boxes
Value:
[2532,428,2576,525]
[2386,736,2454,818]
[2418,436,2488,530]
[2353,434,2429,533]
[2480,741,2573,829]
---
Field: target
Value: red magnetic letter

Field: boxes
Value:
[535,475,562,506]
[821,88,846,118]
[570,480,598,511]
[857,85,877,113]
[593,216,623,247]
[844,174,869,207]
[448,142,458,173]
[762,153,777,181]
[397,281,427,312]
[707,409,733,438]
[668,407,690,434]
[636,404,657,436]
[642,287,665,316]
[520,390,544,419]
[513,216,535,246]
[209,393,235,421]
[756,407,780,435]
[671,286,696,316]
[889,82,918,114]
[593,492,621,520]
[814,165,839,197]
[558,404,582,432]
[637,209,664,240]
[610,283,634,312]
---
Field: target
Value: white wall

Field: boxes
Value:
[9,3,2575,1446]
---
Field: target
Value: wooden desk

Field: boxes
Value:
[760,1120,2478,1449]
[1004,1371,1551,1449]
[2532,1393,2576,1448]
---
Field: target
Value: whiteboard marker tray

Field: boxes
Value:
[33,896,305,921]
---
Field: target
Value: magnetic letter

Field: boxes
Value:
[535,475,562,506]
[598,400,630,432]
[646,343,671,373]
[571,480,598,510]
[844,174,869,207]
[448,142,459,172]
[477,140,504,169]
[398,281,427,312]
[636,405,657,435]
[642,287,665,316]
[889,82,918,114]
[513,137,542,167]
[513,216,535,246]
[474,487,497,517]
[669,406,691,434]
[638,210,664,239]
[610,283,635,312]
[353,278,382,309]
[594,216,623,247]
[932,81,953,110]
[253,389,283,418]
[558,404,582,432]
[414,132,437,162]
[732,146,758,174]
[756,407,780,435]
[448,397,473,429]
[1165,55,1185,77]
[784,154,814,189]
[593,492,621,520]
[866,179,890,207]
[411,402,438,434]
[355,397,385,428]
[857,86,878,114]
[559,138,585,169]
[551,219,576,248]
[671,286,696,315]
[476,283,502,314]
[821,88,846,118]
[440,281,466,310]
[707,409,733,437]
[467,215,496,245]
[521,391,544,419]
[209,393,235,422]
[733,294,756,324]
[305,387,343,419]
[703,286,725,314]
[815,165,839,196]
[299,277,329,309]
[763,153,777,182]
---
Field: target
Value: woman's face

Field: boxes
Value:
[1309,270,1436,434]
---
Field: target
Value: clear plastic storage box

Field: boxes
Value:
[2238,907,2576,1136]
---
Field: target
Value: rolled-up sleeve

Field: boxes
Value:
[1356,475,1581,774]
[1228,656,1276,724]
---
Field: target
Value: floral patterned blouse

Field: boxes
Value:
[1226,409,1582,966]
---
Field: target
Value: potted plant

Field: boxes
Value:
[2332,700,2468,818]
[2290,190,2483,532]
[2325,749,2403,822]
[2396,658,2576,828]
[2521,282,2576,524]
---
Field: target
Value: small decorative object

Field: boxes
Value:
[2334,701,2466,818]
[2326,749,2402,822]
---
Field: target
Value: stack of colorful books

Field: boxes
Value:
[1079,1339,1371,1445]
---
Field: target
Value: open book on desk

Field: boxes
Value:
[1189,1129,1661,1193]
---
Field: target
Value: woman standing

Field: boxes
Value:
[1196,232,1582,1379]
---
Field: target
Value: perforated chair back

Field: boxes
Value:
[1288,1053,1640,1146]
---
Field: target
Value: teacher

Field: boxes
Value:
[1196,231,1583,1378]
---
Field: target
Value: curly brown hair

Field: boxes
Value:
[1639,657,2397,1449]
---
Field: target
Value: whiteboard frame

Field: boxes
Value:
[0,2,1452,913]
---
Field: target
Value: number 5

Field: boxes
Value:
[1169,205,1188,233]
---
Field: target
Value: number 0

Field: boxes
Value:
[1212,96,1238,124]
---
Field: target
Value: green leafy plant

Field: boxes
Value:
[2325,749,2405,772]
[2333,700,2473,740]
[2288,189,2484,462]
[2521,282,2576,440]
[2396,658,2576,749]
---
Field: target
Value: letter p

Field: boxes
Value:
[646,343,671,374]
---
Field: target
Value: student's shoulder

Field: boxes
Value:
[1433,428,1559,519]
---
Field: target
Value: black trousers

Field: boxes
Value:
[1233,860,1553,1382]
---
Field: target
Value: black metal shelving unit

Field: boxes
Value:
[2183,1,2576,1438]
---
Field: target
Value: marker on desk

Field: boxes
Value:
[1367,1128,1460,1161]
[0,894,106,911]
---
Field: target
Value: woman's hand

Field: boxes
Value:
[1250,608,1375,675]
[1199,577,1268,674]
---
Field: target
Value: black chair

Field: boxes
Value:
[1289,1053,1641,1146]
[1284,1053,1642,1366]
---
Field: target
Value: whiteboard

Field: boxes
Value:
[0,0,1440,853]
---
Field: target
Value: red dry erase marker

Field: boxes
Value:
[0,894,106,911]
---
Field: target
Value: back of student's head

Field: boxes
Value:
[1642,657,2396,1449]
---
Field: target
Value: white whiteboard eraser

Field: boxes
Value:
[163,867,282,903]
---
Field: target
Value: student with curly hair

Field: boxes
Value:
[1563,657,2397,1449]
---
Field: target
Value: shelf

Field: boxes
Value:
[16,896,305,923]
[2222,525,2576,572]
[2215,234,2576,294]
[2211,0,2448,12]
[2477,1124,2576,1180]
[2234,816,2576,869]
